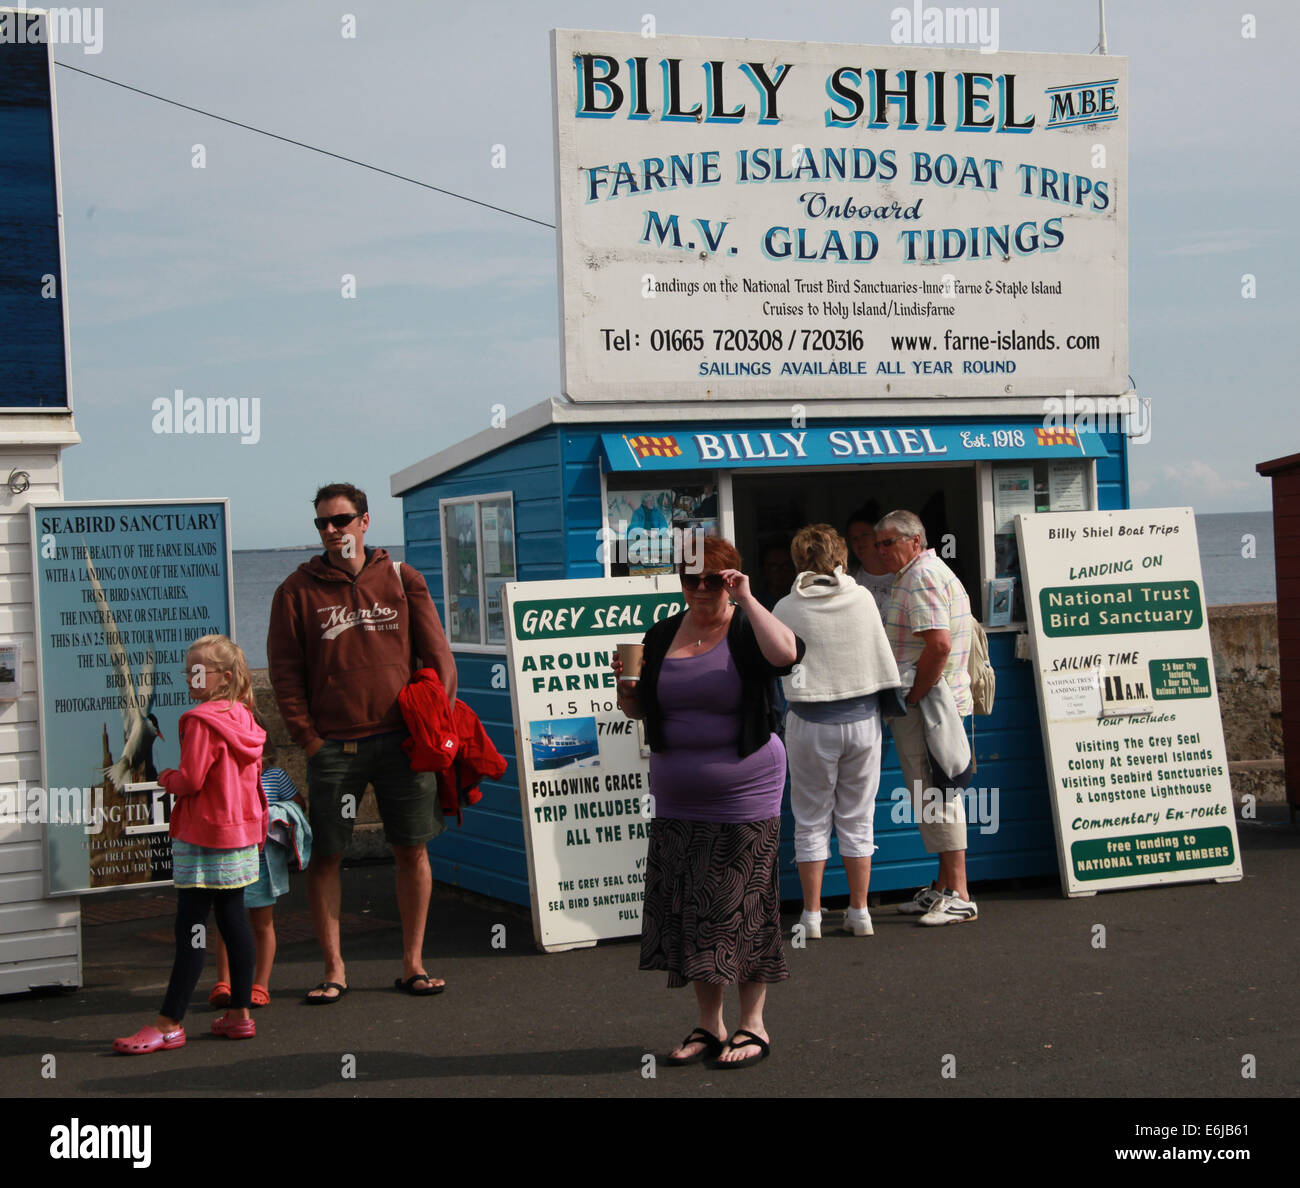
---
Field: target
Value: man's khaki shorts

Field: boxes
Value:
[307,733,445,856]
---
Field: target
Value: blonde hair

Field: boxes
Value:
[790,523,849,576]
[186,634,256,711]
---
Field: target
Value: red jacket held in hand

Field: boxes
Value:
[398,668,507,825]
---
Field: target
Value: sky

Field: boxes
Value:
[36,0,1300,547]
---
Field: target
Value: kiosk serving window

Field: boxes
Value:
[440,493,515,649]
[732,464,982,610]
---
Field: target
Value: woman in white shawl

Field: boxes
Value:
[773,525,900,938]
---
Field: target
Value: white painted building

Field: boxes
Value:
[0,431,82,993]
[0,12,85,994]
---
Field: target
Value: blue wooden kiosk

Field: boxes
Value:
[392,397,1132,906]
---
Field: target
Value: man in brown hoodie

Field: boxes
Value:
[268,483,457,1002]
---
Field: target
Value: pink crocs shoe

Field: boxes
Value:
[112,1025,186,1055]
[211,1014,256,1039]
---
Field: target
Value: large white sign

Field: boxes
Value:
[553,29,1128,402]
[504,577,685,951]
[1016,508,1241,896]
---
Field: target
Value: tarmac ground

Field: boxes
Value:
[2,807,1296,1123]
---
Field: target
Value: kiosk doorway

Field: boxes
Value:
[731,465,980,605]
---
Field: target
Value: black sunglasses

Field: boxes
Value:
[681,572,726,592]
[314,513,360,531]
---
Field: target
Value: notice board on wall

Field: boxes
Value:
[503,577,684,951]
[29,500,234,895]
[1016,507,1241,897]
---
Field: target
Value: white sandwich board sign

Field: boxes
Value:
[503,577,685,951]
[1016,507,1241,896]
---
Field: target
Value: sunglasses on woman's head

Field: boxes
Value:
[681,572,726,591]
[314,513,359,530]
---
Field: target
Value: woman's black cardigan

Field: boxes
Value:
[637,608,805,759]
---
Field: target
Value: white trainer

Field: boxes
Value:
[843,907,874,936]
[897,885,943,915]
[799,910,822,939]
[918,889,978,926]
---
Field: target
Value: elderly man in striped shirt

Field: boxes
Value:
[876,509,978,926]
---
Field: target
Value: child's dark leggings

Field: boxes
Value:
[160,887,254,1021]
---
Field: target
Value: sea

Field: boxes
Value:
[232,513,1276,669]
[1193,511,1276,607]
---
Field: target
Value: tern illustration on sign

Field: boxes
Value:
[85,544,163,786]
[82,544,161,886]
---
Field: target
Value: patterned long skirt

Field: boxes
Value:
[639,816,789,988]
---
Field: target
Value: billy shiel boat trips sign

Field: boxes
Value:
[504,577,684,951]
[552,29,1127,403]
[1015,508,1241,896]
[25,500,233,896]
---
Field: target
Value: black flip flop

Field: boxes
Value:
[304,981,347,1005]
[713,1028,770,1069]
[395,973,446,996]
[663,1027,724,1066]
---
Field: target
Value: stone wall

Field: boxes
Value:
[1207,603,1285,804]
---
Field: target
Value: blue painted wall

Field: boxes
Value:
[403,416,1131,906]
[0,35,70,409]
[403,427,564,904]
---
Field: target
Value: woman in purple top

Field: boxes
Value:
[614,537,803,1069]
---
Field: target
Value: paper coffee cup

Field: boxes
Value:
[617,642,643,680]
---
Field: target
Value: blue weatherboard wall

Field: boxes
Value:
[403,428,566,904]
[0,35,70,409]
[402,418,1130,906]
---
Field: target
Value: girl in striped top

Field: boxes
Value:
[208,726,308,1010]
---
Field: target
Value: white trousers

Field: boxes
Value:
[785,710,883,863]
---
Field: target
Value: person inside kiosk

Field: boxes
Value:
[730,469,979,611]
[846,503,896,617]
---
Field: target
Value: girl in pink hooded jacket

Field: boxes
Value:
[113,635,267,1054]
